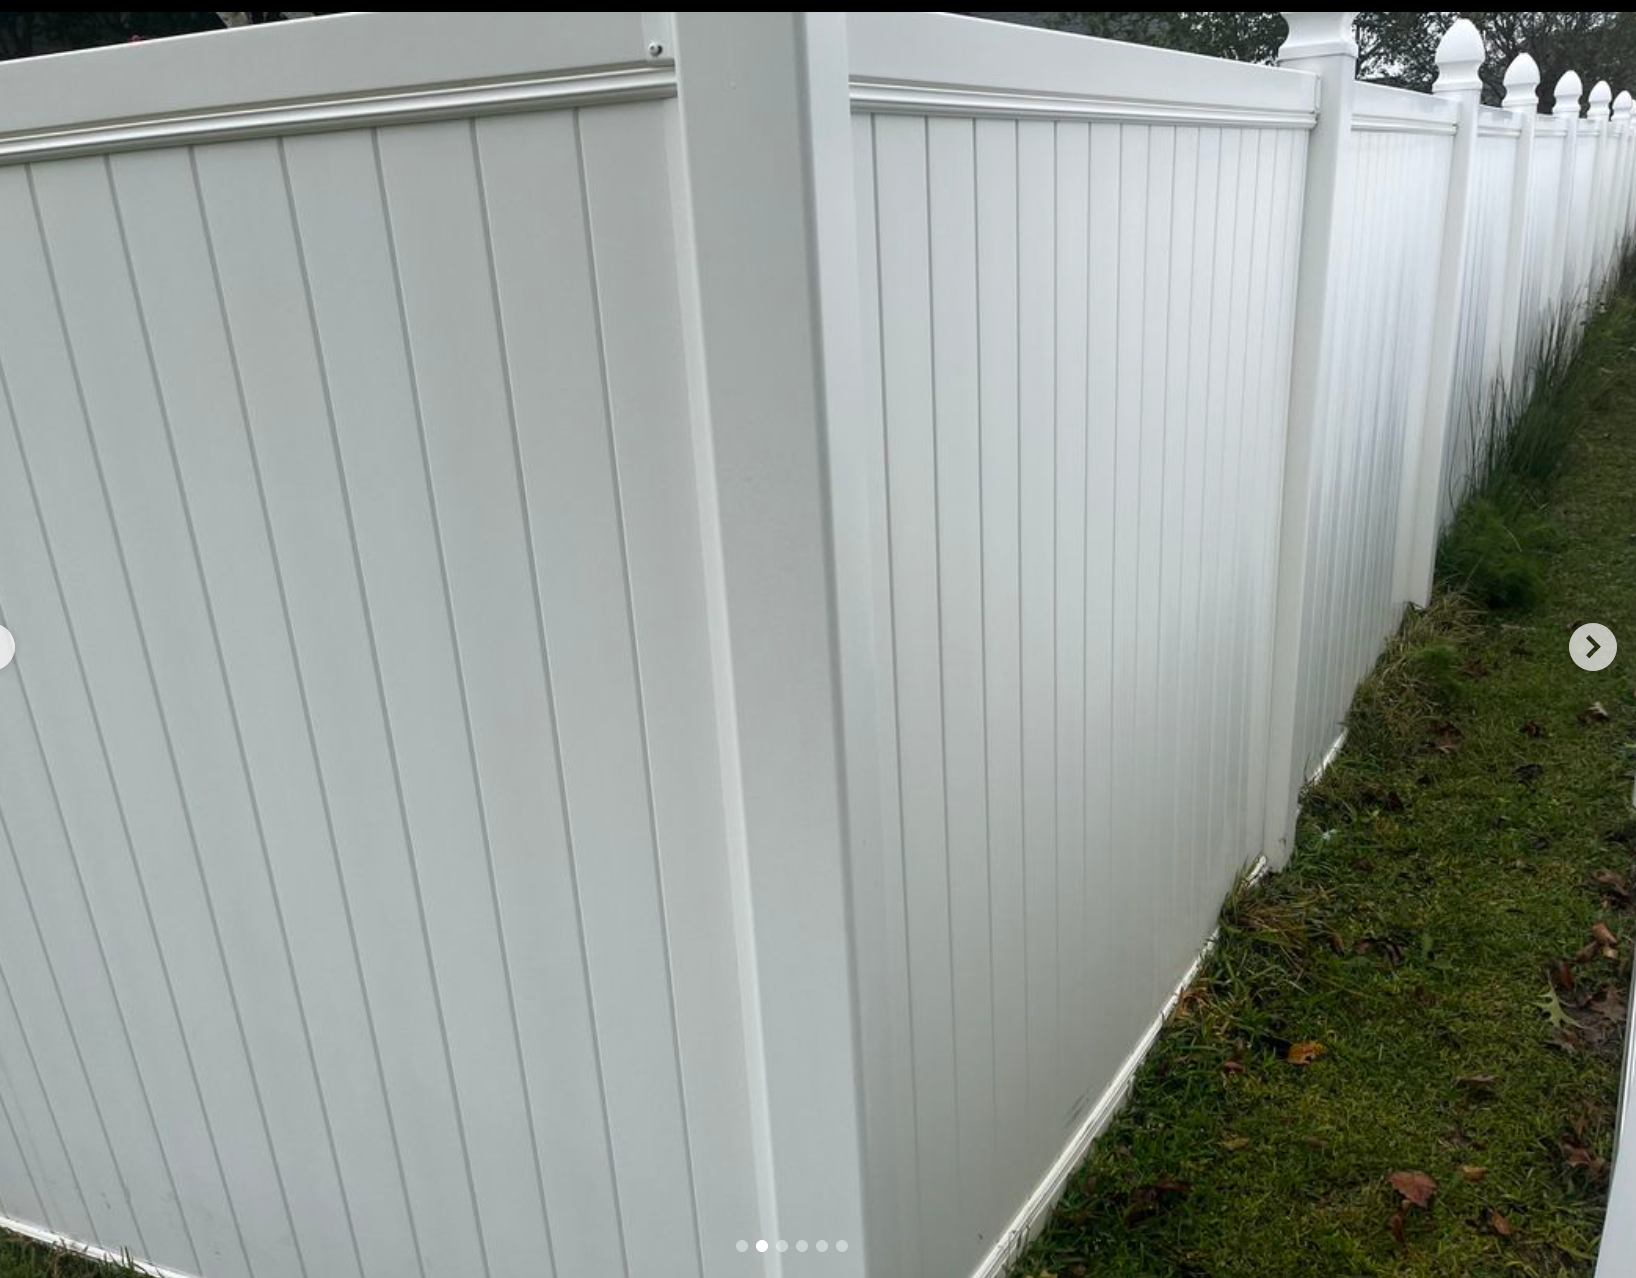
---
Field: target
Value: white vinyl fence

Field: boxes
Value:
[0,11,1630,1278]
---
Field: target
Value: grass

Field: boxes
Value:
[1015,284,1636,1276]
[0,1236,131,1278]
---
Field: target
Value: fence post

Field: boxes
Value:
[1261,11,1358,868]
[1396,19,1485,609]
[1496,53,1540,389]
[664,12,872,1268]
[1587,81,1613,301]
[1550,71,1584,322]
[1616,92,1635,251]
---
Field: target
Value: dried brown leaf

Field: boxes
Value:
[1488,1209,1512,1237]
[1592,868,1631,903]
[1562,1140,1608,1179]
[1459,1165,1487,1181]
[1287,1041,1326,1066]
[1389,1170,1438,1209]
[1122,1178,1189,1227]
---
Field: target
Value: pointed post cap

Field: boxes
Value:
[1433,19,1485,95]
[1277,12,1358,62]
[1554,70,1584,116]
[1590,79,1613,120]
[1616,90,1635,121]
[1501,52,1540,112]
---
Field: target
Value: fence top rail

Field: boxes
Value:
[1478,103,1524,135]
[0,10,672,165]
[847,11,1318,129]
[1351,80,1458,135]
[1536,114,1570,137]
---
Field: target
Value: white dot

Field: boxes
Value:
[736,1241,748,1253]
[776,1240,788,1252]
[796,1240,808,1252]
[0,626,14,672]
[816,1240,828,1252]
[756,1240,768,1253]
[836,1240,848,1252]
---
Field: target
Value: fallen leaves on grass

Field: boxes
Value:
[1580,701,1612,724]
[1592,868,1632,905]
[1561,1138,1608,1179]
[1389,1170,1438,1209]
[1589,984,1627,1024]
[1432,723,1463,755]
[1592,920,1619,948]
[1521,718,1547,737]
[1456,1073,1498,1096]
[1287,1040,1326,1066]
[1122,1178,1189,1227]
[1551,958,1575,992]
[1488,1209,1513,1237]
[1459,1165,1487,1181]
[1221,1135,1251,1152]
[1536,986,1573,1029]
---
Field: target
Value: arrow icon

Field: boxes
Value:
[1571,623,1617,671]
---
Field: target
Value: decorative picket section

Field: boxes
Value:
[0,11,1631,1278]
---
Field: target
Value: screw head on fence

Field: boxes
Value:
[1432,19,1485,96]
[1502,52,1541,113]
[1555,70,1585,117]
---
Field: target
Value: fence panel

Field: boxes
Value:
[1438,117,1524,523]
[846,14,1312,1273]
[0,14,767,1278]
[1293,88,1450,780]
[0,12,1634,1278]
[1518,120,1568,370]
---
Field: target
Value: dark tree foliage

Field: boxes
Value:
[0,12,326,60]
[0,12,222,59]
[962,12,1636,109]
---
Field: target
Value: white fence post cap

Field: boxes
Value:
[1555,70,1585,116]
[1616,89,1635,119]
[1591,79,1613,120]
[1433,19,1484,95]
[1502,52,1540,112]
[1277,12,1358,61]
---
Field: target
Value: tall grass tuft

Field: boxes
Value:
[1436,242,1636,608]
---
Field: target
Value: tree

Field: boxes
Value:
[0,11,323,60]
[969,12,1636,108]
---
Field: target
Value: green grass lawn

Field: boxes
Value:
[0,1235,127,1278]
[1017,295,1636,1276]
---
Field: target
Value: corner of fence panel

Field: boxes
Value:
[664,12,876,1272]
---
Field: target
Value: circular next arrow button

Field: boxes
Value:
[1570,622,1617,672]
